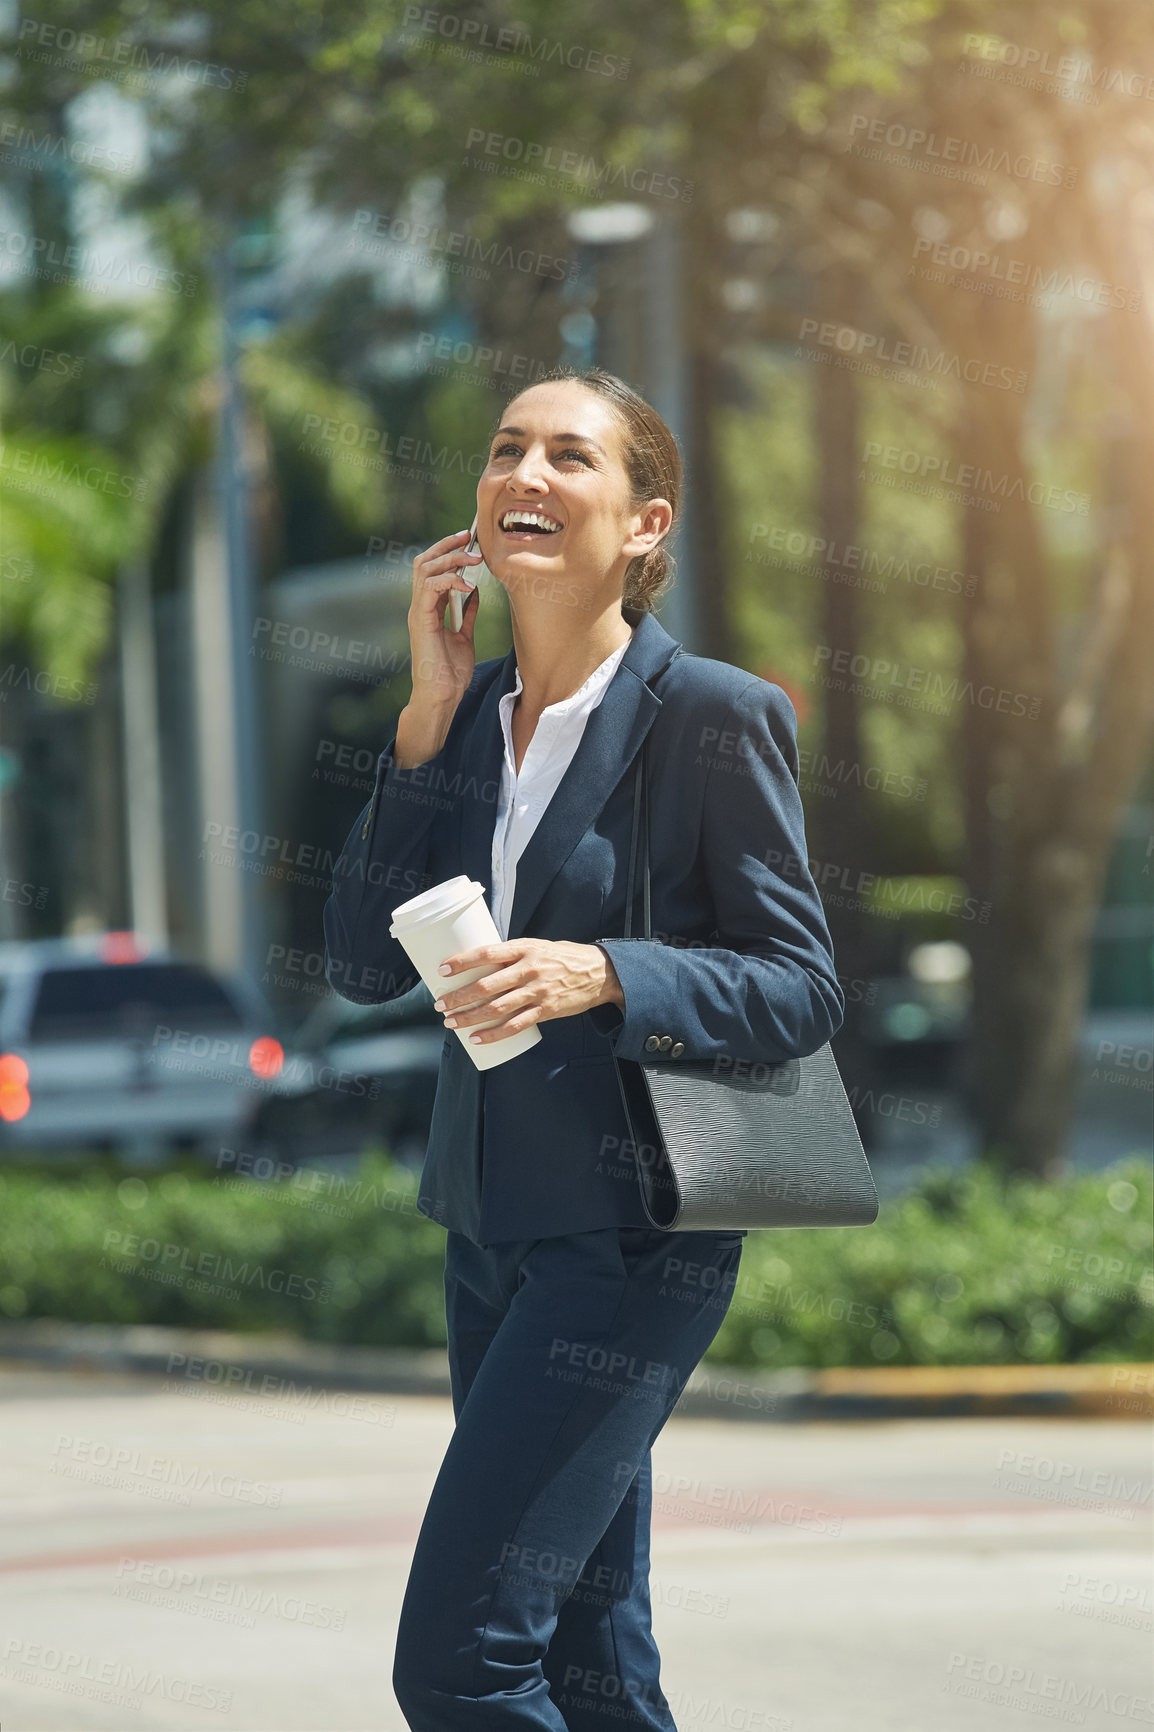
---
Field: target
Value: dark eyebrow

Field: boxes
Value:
[492,425,606,454]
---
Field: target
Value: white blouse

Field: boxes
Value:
[491,627,635,940]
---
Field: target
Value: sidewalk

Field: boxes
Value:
[0,1363,1149,1731]
[1,1318,1149,1420]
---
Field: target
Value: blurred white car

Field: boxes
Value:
[0,932,284,1160]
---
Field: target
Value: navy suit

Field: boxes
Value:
[322,605,844,1243]
[321,603,843,1728]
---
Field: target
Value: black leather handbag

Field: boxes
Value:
[611,740,880,1233]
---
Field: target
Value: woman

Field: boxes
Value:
[323,367,842,1730]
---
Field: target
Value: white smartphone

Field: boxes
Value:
[448,510,489,632]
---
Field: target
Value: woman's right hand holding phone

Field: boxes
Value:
[395,529,483,769]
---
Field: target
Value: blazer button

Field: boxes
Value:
[657,1035,672,1052]
[670,1042,685,1058]
[644,1035,661,1053]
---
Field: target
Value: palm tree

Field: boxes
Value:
[0,236,395,948]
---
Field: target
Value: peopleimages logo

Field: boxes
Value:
[798,317,1027,393]
[748,523,978,596]
[943,1649,1153,1722]
[399,7,632,79]
[962,32,1154,105]
[0,338,84,378]
[910,238,1142,313]
[0,118,137,174]
[0,441,147,500]
[414,330,552,383]
[16,18,249,88]
[812,645,1041,721]
[0,662,98,704]
[348,209,580,282]
[0,228,197,295]
[1,1635,233,1714]
[845,113,1077,188]
[462,129,694,201]
[99,1231,334,1305]
[860,441,1090,515]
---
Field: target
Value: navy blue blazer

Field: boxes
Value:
[322,605,844,1243]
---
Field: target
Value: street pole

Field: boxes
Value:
[565,202,700,652]
[641,211,697,653]
[192,229,266,981]
[117,557,168,947]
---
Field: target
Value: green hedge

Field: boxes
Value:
[712,1158,1152,1369]
[0,1154,1149,1367]
[0,1156,448,1350]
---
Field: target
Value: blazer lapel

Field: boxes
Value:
[505,607,682,940]
[457,644,518,909]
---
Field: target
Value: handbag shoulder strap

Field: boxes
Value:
[639,744,651,938]
[624,747,645,940]
[623,643,680,940]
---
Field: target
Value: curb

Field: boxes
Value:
[0,1320,1149,1422]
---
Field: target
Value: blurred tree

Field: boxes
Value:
[768,0,1154,1176]
[617,0,1154,1174]
[3,0,1150,1174]
[0,272,392,672]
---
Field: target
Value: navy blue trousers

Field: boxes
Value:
[391,1223,745,1729]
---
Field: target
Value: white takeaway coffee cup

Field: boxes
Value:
[388,876,542,1071]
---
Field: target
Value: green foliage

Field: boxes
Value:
[243,332,391,534]
[0,1151,448,1350]
[423,374,503,532]
[721,350,966,862]
[713,1156,1153,1368]
[0,381,142,685]
[0,270,393,684]
[0,1152,1148,1368]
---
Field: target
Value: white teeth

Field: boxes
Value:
[500,510,561,532]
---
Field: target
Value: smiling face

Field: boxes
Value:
[477,380,670,610]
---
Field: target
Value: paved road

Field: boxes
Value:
[0,1365,1149,1731]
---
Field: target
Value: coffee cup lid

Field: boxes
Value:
[389,875,484,933]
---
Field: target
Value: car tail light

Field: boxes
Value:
[0,1053,31,1122]
[249,1037,284,1079]
[99,931,149,964]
